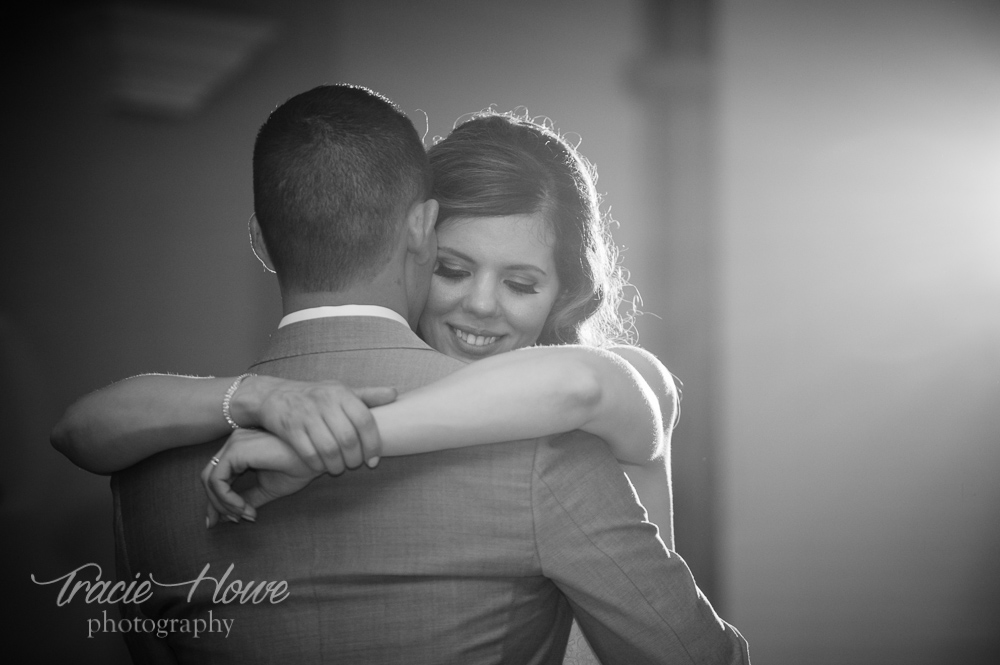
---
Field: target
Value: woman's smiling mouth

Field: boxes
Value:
[449,325,502,348]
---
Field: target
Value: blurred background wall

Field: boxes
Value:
[719,1,1000,662]
[3,1,997,663]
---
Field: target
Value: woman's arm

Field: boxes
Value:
[203,344,678,526]
[607,344,679,451]
[53,345,677,475]
[51,374,240,474]
[50,373,392,475]
[373,344,676,467]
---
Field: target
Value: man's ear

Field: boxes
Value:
[405,198,439,264]
[249,213,277,273]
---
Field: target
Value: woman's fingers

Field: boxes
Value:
[281,426,327,474]
[201,458,240,525]
[303,418,348,475]
[200,458,226,523]
[257,382,394,475]
[343,388,390,468]
[201,429,324,528]
[321,408,364,471]
[208,455,253,523]
[259,389,327,473]
[240,486,277,517]
[201,436,258,525]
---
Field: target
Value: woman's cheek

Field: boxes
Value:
[425,278,452,313]
[507,300,541,339]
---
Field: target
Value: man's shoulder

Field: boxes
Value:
[251,317,466,390]
[254,344,464,393]
[531,430,635,502]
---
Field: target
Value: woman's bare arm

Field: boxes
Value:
[50,373,391,475]
[205,344,678,525]
[369,344,678,546]
[372,344,674,467]
[53,345,676,479]
[51,374,239,474]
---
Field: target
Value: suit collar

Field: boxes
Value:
[253,316,435,367]
[278,304,409,329]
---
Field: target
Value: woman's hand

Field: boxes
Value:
[50,373,397,475]
[243,379,398,475]
[201,428,318,526]
[201,379,397,526]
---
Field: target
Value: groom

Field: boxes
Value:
[113,84,749,664]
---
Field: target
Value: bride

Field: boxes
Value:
[53,109,678,664]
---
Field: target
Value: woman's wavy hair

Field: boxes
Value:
[427,110,634,347]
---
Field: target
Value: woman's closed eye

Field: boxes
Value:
[505,280,539,295]
[434,263,468,280]
[434,262,539,294]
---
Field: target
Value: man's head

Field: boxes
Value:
[251,85,434,301]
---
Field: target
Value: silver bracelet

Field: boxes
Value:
[222,373,256,429]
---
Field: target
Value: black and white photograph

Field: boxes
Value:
[5,1,999,663]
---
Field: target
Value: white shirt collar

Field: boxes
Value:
[277,305,410,330]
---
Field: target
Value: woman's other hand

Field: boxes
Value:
[232,377,397,475]
[202,428,316,526]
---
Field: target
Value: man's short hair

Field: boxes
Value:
[252,84,431,291]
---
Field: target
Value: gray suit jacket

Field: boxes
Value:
[113,316,749,664]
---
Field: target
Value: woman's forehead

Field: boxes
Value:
[437,214,556,271]
[438,213,554,244]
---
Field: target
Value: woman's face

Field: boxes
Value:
[418,213,561,362]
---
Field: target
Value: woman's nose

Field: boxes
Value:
[464,278,499,317]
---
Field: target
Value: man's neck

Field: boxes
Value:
[277,244,424,328]
[280,278,410,326]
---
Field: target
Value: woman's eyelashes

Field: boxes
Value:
[433,263,540,295]
[433,263,467,280]
[505,280,539,295]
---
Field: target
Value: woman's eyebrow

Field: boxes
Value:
[439,246,548,277]
[437,246,475,263]
[506,263,547,276]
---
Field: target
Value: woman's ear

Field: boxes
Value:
[406,198,439,264]
[249,213,277,273]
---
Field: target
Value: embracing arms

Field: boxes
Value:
[50,374,395,475]
[51,344,676,476]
